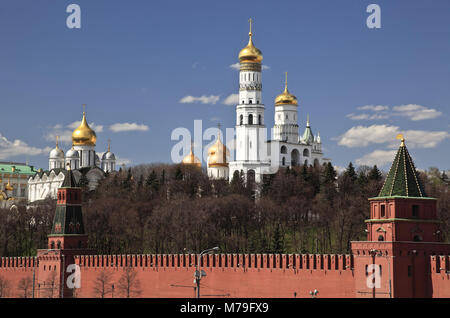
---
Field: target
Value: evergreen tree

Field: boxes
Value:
[270,224,285,254]
[174,166,183,180]
[160,169,166,185]
[357,171,368,186]
[368,165,382,182]
[344,162,357,182]
[145,170,160,192]
[321,162,337,186]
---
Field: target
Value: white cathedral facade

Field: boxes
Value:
[202,21,329,182]
[28,111,117,202]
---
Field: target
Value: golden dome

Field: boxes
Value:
[275,72,298,106]
[208,130,229,168]
[5,182,13,191]
[238,19,263,64]
[182,144,201,168]
[72,111,97,146]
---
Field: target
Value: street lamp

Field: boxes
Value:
[194,247,219,299]
[369,249,392,298]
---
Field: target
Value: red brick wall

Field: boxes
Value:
[430,255,450,298]
[0,257,36,298]
[72,254,355,298]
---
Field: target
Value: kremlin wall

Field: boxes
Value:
[1,137,450,298]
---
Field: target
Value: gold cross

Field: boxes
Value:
[107,139,111,152]
[82,104,86,114]
[249,18,253,36]
[56,135,59,147]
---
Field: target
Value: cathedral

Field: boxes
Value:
[185,20,329,182]
[27,110,117,202]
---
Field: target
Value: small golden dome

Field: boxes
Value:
[238,19,263,64]
[208,131,229,168]
[72,112,97,146]
[275,72,298,106]
[182,144,201,168]
[5,182,13,191]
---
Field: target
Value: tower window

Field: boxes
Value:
[408,265,412,277]
[240,114,243,125]
[258,115,262,125]
[249,100,252,104]
[248,114,253,125]
[378,235,384,241]
[412,205,419,218]
[380,205,386,217]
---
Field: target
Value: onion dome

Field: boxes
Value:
[102,141,116,160]
[275,72,298,106]
[72,111,96,146]
[182,143,201,167]
[49,136,65,159]
[5,181,13,191]
[66,147,79,159]
[238,19,263,64]
[208,128,229,167]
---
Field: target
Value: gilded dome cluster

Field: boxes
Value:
[182,143,201,168]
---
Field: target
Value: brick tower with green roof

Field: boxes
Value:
[351,135,450,298]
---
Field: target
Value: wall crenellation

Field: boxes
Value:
[73,253,355,271]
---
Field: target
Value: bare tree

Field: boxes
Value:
[17,276,33,298]
[93,270,114,298]
[0,276,11,298]
[42,271,58,298]
[117,267,141,298]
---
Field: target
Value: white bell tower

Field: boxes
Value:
[229,19,270,184]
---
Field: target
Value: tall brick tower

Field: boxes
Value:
[36,166,93,298]
[352,135,450,298]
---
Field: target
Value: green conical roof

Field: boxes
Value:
[378,139,427,198]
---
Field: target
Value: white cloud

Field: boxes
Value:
[116,157,131,167]
[357,105,389,112]
[337,124,450,149]
[222,94,239,106]
[346,113,389,120]
[179,95,220,105]
[0,133,52,160]
[392,104,442,121]
[110,123,149,133]
[337,125,399,148]
[230,63,240,70]
[356,149,397,167]
[229,63,270,70]
[349,104,442,121]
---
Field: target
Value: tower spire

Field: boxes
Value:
[307,114,310,127]
[107,139,111,152]
[56,135,59,148]
[249,18,252,37]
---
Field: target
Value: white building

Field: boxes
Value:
[225,21,329,183]
[28,111,117,202]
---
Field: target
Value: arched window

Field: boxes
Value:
[378,235,384,242]
[240,114,243,125]
[303,148,310,157]
[57,240,61,249]
[50,241,55,249]
[258,115,262,125]
[281,146,287,154]
[282,157,285,166]
[249,100,252,104]
[413,235,423,242]
[291,149,300,166]
[248,114,253,125]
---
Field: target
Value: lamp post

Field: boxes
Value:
[194,247,219,299]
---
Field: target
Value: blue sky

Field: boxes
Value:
[0,0,449,171]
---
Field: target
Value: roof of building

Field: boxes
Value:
[377,137,428,198]
[61,169,78,188]
[0,162,39,175]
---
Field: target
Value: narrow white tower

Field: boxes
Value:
[273,72,299,143]
[49,136,65,170]
[229,19,270,183]
[71,106,97,168]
